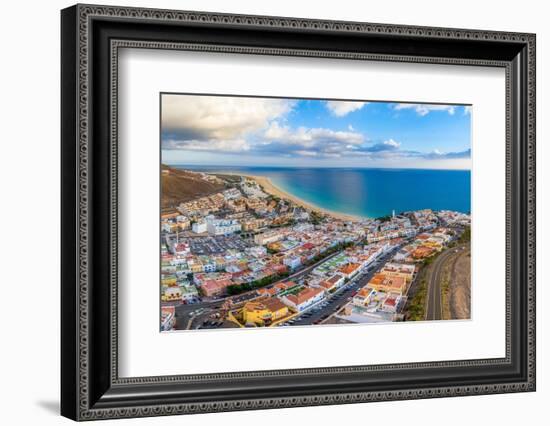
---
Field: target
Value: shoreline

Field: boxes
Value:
[224,172,365,222]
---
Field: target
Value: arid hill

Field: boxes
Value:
[161,165,224,212]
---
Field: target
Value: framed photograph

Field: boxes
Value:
[61,4,536,421]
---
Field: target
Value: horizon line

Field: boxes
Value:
[163,163,472,172]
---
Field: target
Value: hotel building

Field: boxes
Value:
[206,216,242,236]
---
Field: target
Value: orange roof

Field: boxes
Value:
[287,287,324,305]
[338,263,361,275]
[326,274,344,285]
[275,281,294,290]
[384,297,397,307]
[257,287,277,296]
[244,301,266,312]
[262,297,287,312]
[368,274,405,292]
[357,287,374,297]
[161,212,180,219]
[412,246,434,258]
[368,273,386,286]
[202,279,232,292]
[387,276,406,290]
[382,264,415,275]
[319,281,334,290]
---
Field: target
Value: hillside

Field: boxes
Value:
[161,165,225,212]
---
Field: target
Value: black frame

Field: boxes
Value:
[61,4,536,421]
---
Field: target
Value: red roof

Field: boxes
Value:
[338,263,361,275]
[384,297,397,307]
[202,279,232,294]
[326,274,344,285]
[287,287,324,305]
[319,281,334,290]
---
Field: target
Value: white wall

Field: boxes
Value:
[0,0,547,425]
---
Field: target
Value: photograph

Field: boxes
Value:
[49,1,541,420]
[56,3,537,420]
[159,94,472,331]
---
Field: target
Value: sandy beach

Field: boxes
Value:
[236,173,364,222]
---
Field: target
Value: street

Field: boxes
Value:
[173,247,347,330]
[281,245,405,326]
[425,244,466,321]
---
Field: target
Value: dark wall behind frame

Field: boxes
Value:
[61,4,535,421]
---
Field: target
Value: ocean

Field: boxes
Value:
[173,165,471,219]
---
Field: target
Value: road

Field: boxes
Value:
[282,245,404,327]
[173,248,347,330]
[425,245,466,321]
[174,240,408,330]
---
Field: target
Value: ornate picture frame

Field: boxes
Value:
[61,4,535,420]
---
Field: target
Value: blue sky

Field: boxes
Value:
[161,94,471,169]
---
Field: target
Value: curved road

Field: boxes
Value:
[425,245,465,321]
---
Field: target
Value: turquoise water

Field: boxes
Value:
[173,165,471,219]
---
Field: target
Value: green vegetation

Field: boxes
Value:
[278,284,303,297]
[448,226,470,249]
[310,211,324,225]
[407,278,427,321]
[269,219,295,229]
[422,256,436,267]
[458,226,471,244]
[286,286,304,296]
[303,241,354,267]
[441,277,451,320]
[441,277,450,293]
[214,174,240,184]
[226,271,291,295]
[266,246,278,255]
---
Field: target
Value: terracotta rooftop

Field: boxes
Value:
[287,287,324,305]
[201,279,233,293]
[326,274,344,285]
[357,287,374,297]
[413,246,435,258]
[262,297,287,312]
[368,273,386,286]
[384,297,397,307]
[338,263,361,275]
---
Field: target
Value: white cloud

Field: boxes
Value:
[383,139,401,149]
[464,106,472,115]
[362,138,401,153]
[264,121,290,140]
[162,94,294,142]
[163,138,250,152]
[325,100,368,117]
[293,150,319,157]
[160,95,470,167]
[393,103,456,116]
[423,148,471,159]
[263,122,364,149]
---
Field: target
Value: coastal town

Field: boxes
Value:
[160,166,471,332]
